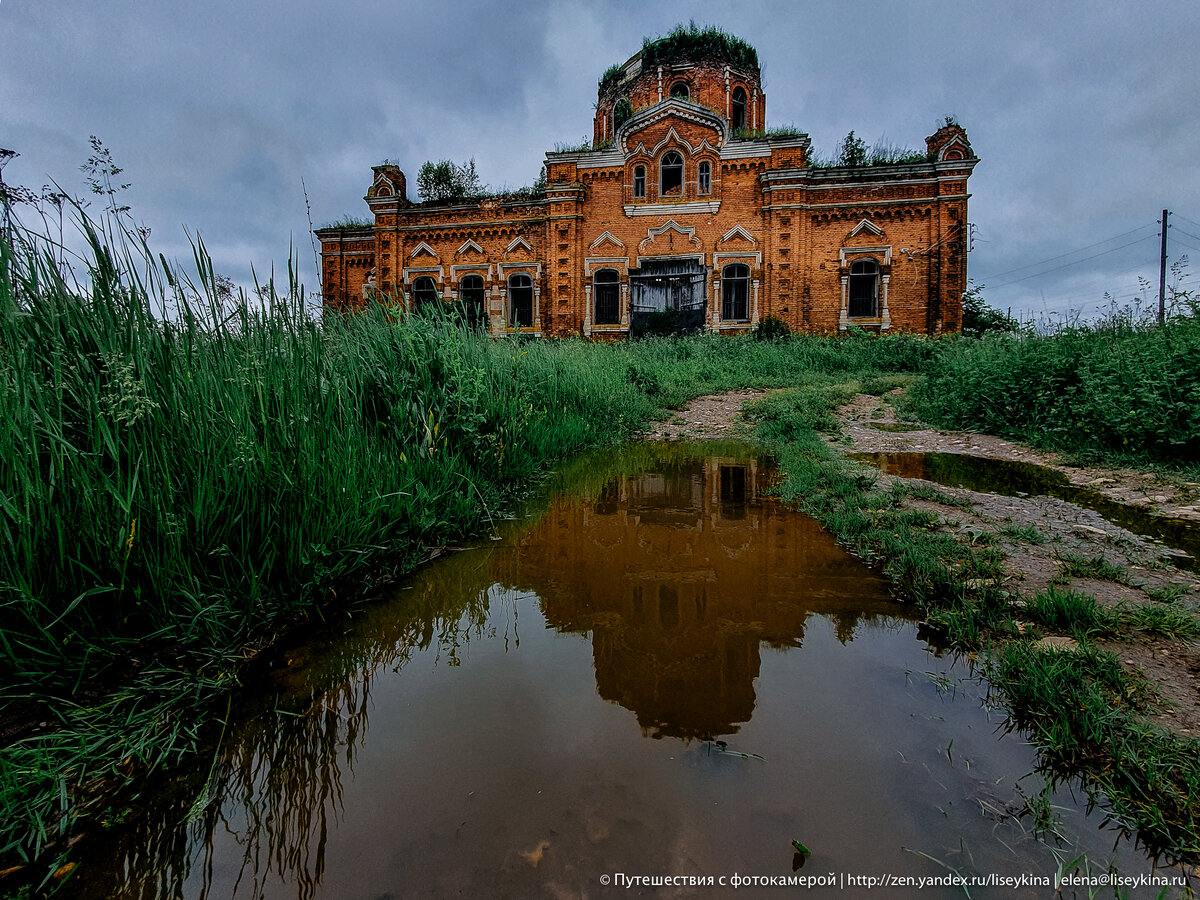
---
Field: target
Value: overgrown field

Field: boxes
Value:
[2,206,1199,883]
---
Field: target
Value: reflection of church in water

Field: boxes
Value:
[493,455,896,740]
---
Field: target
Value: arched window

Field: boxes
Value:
[593,269,620,325]
[508,273,534,327]
[697,161,711,195]
[721,264,750,321]
[633,165,646,199]
[731,86,747,133]
[459,274,486,327]
[659,150,684,197]
[670,81,689,100]
[848,259,879,317]
[412,276,439,310]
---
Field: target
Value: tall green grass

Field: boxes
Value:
[908,312,1200,466]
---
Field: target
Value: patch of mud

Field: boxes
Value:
[642,389,767,441]
[1105,639,1200,736]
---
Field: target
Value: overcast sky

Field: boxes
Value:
[3,0,1199,322]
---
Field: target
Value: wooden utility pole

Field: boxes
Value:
[1158,208,1169,325]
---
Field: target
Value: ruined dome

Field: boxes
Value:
[593,26,764,145]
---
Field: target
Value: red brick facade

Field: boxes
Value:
[317,40,978,337]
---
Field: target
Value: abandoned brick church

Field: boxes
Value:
[316,30,978,336]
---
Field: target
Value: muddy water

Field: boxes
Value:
[63,443,1182,899]
[851,451,1200,568]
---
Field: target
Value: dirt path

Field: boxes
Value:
[646,388,1200,739]
[641,388,767,441]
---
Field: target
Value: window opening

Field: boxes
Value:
[670,81,689,100]
[731,86,747,132]
[721,263,750,321]
[659,150,684,197]
[593,268,620,325]
[698,161,711,195]
[459,274,486,327]
[848,259,879,317]
[412,276,438,310]
[633,165,646,199]
[508,273,534,327]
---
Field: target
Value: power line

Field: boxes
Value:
[1172,213,1200,231]
[1171,227,1200,245]
[986,235,1159,289]
[975,223,1158,282]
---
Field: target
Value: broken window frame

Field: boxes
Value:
[659,150,684,198]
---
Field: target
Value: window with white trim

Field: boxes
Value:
[412,276,438,309]
[721,264,749,321]
[508,273,534,327]
[633,165,646,199]
[731,86,747,132]
[459,274,485,326]
[659,150,683,197]
[593,269,620,325]
[848,259,879,317]
[698,161,711,195]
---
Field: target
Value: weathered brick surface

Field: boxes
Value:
[317,46,977,338]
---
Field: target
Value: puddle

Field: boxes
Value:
[852,451,1200,568]
[58,443,1188,898]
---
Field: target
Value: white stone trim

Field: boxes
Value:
[589,231,625,250]
[714,251,762,266]
[498,261,542,277]
[455,239,484,256]
[635,252,706,269]
[719,143,773,160]
[848,219,885,238]
[584,257,630,276]
[638,220,702,253]
[624,200,720,217]
[450,264,492,282]
[408,241,438,260]
[505,236,533,254]
[402,266,443,283]
[718,225,756,245]
[839,245,892,266]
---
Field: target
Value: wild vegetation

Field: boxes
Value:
[2,160,1199,885]
[599,23,759,94]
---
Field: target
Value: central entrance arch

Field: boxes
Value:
[629,257,707,336]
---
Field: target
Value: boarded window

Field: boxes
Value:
[721,264,749,321]
[593,268,620,325]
